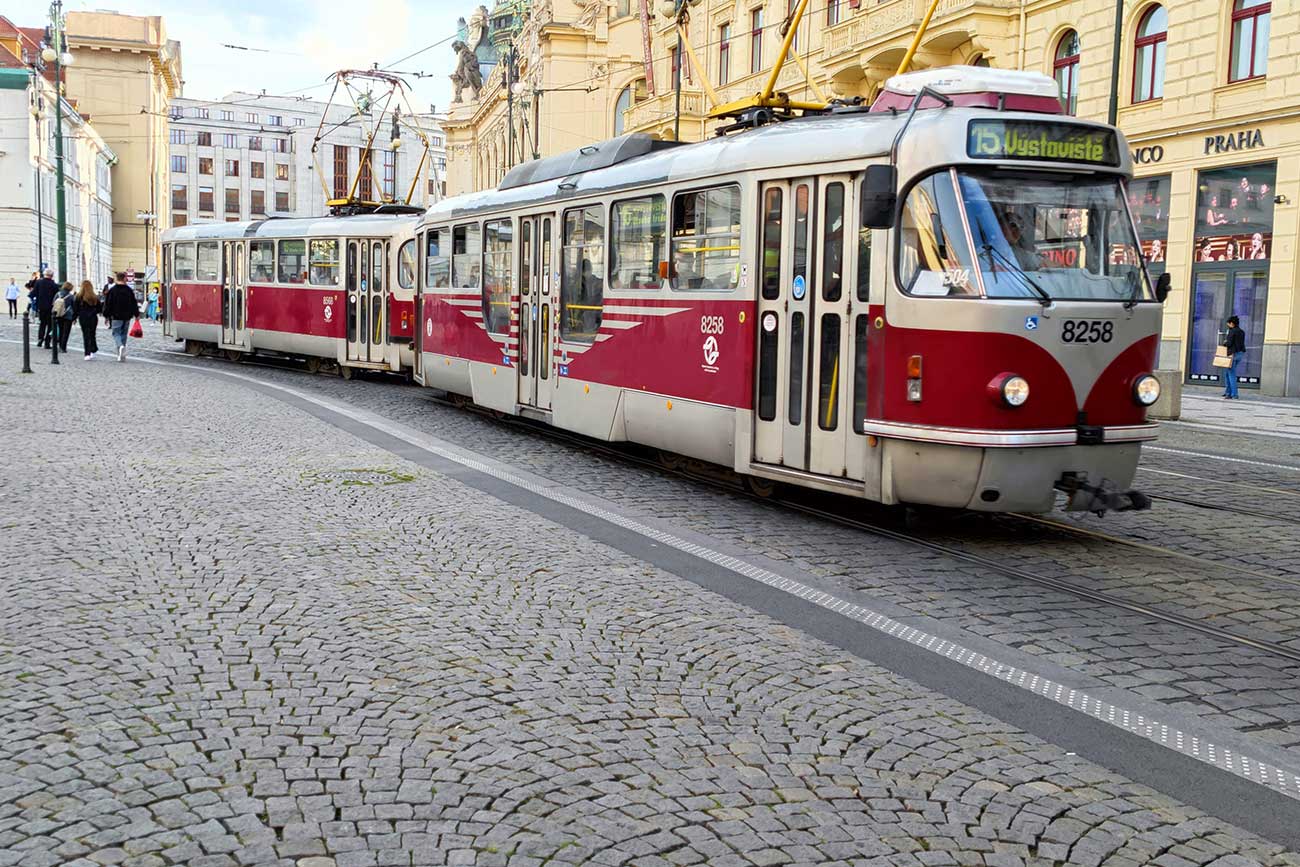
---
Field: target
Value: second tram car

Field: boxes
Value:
[161,214,421,376]
[410,68,1166,514]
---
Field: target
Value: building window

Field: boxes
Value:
[198,157,213,175]
[561,205,604,341]
[718,24,731,85]
[251,162,265,179]
[172,213,188,228]
[221,134,237,148]
[1129,174,1170,279]
[1133,5,1167,103]
[251,189,266,215]
[787,0,799,50]
[197,131,212,147]
[613,86,633,136]
[827,0,840,27]
[1230,0,1270,82]
[671,43,682,85]
[359,150,374,200]
[246,113,259,123]
[482,220,513,335]
[225,159,240,177]
[382,150,395,199]
[333,145,349,199]
[671,185,741,291]
[431,135,443,146]
[429,178,438,195]
[274,139,290,154]
[269,114,284,126]
[198,186,214,212]
[170,128,186,144]
[275,191,289,211]
[294,117,305,126]
[224,188,240,215]
[750,9,763,75]
[195,107,209,119]
[610,195,666,290]
[276,164,289,181]
[171,155,187,173]
[1053,30,1080,115]
[171,184,187,211]
[220,110,233,121]
[249,136,262,151]
[169,106,183,120]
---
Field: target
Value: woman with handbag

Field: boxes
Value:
[102,272,141,362]
[1223,315,1247,399]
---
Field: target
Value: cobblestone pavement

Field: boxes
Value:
[9,319,1299,760]
[6,329,1300,867]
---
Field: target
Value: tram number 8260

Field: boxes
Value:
[1061,319,1114,344]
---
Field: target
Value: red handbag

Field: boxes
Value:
[129,319,143,339]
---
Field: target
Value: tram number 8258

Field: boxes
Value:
[1061,319,1114,344]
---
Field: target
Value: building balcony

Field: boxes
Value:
[822,0,1016,77]
[623,89,708,138]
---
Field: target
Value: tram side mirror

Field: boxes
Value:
[860,165,897,230]
[1155,272,1171,303]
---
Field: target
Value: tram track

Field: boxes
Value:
[136,342,1300,666]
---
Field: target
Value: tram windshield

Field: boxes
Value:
[900,169,1152,302]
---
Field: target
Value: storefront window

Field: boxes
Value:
[1187,162,1276,389]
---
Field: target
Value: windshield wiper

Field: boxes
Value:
[980,243,1052,307]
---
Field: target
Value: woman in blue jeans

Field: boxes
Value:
[1223,315,1246,399]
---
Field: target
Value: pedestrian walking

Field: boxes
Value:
[52,281,76,352]
[5,277,18,318]
[103,271,141,362]
[146,285,159,321]
[1223,315,1247,400]
[73,280,101,359]
[31,269,59,348]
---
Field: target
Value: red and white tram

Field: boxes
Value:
[410,68,1167,514]
[161,213,421,376]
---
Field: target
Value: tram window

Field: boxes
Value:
[249,241,275,283]
[793,184,809,290]
[788,312,804,426]
[398,240,416,290]
[758,315,778,421]
[278,239,306,284]
[452,224,481,289]
[822,182,845,302]
[899,171,979,297]
[671,185,740,291]
[371,241,383,291]
[520,221,532,296]
[426,228,450,288]
[483,219,513,335]
[817,314,840,431]
[856,229,871,302]
[610,194,666,290]
[561,205,604,342]
[761,187,782,300]
[541,219,552,295]
[852,315,869,434]
[309,239,340,286]
[196,242,220,283]
[174,243,196,281]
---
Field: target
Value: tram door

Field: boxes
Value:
[516,214,554,411]
[346,239,387,364]
[220,240,248,349]
[753,175,865,481]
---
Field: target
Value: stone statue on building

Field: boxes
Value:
[451,40,484,103]
[574,0,603,30]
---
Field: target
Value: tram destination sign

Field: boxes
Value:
[967,120,1121,167]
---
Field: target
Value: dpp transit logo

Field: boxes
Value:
[968,122,1114,165]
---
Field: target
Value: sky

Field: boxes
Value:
[2,0,460,113]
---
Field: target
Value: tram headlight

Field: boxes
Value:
[1133,373,1161,406]
[988,373,1030,408]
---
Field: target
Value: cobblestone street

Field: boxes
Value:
[4,325,1300,866]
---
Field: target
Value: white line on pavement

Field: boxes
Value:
[1146,446,1300,472]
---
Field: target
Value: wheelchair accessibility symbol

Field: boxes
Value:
[1025,316,1039,331]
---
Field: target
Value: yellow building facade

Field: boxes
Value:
[64,11,181,280]
[447,0,1298,394]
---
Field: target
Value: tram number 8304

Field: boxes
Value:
[1061,319,1114,344]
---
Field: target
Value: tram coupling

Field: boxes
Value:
[1055,473,1152,516]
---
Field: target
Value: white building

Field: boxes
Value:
[167,92,447,227]
[0,65,115,287]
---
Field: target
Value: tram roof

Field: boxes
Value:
[160,212,419,244]
[420,107,1131,224]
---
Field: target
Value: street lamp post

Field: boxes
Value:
[1107,0,1124,126]
[42,0,70,285]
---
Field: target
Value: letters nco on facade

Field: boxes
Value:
[450,0,1297,395]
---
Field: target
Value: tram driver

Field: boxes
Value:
[1001,211,1041,271]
